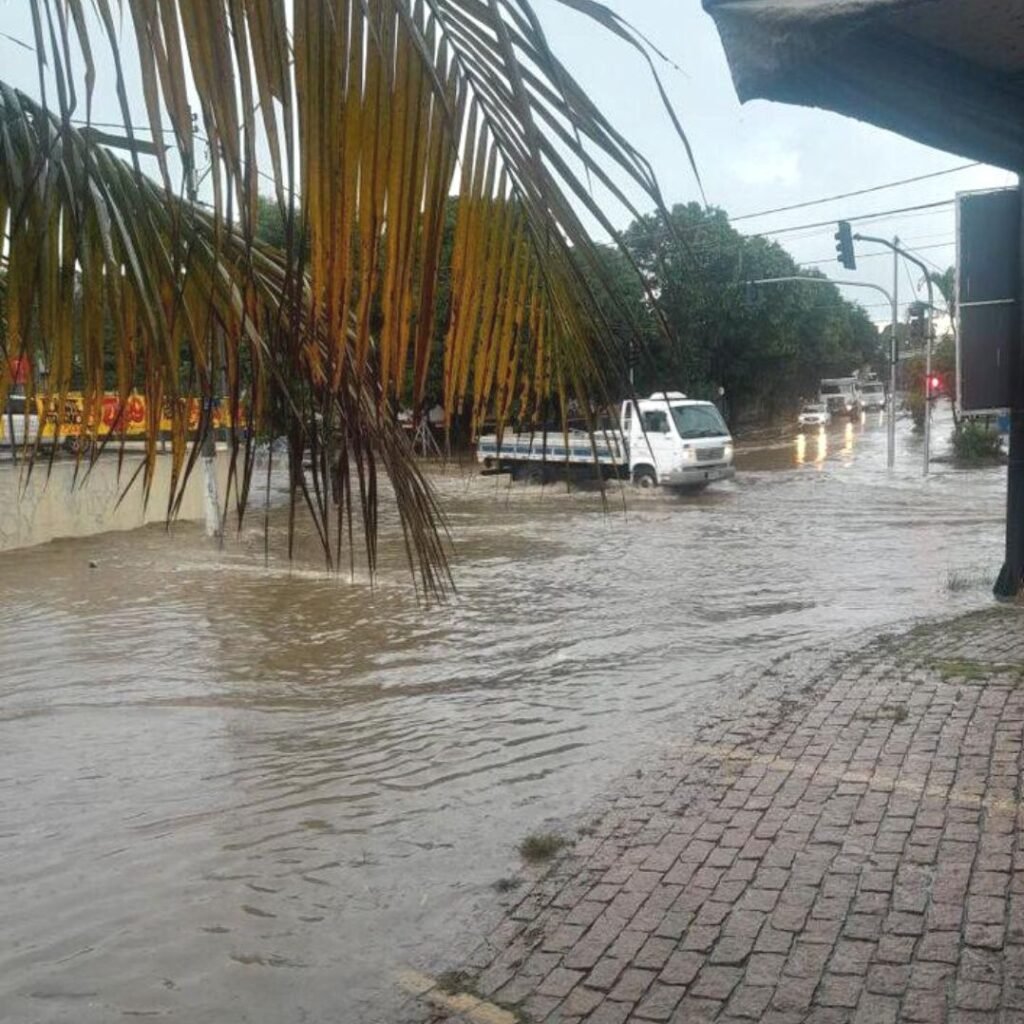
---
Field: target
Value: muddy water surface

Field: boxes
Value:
[0,408,1006,1022]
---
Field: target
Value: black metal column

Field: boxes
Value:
[994,188,1024,599]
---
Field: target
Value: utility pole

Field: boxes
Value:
[748,274,898,470]
[186,115,222,540]
[923,281,935,476]
[891,237,899,471]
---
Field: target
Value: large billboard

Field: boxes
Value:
[956,187,1020,414]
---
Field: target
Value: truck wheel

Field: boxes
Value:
[516,464,545,486]
[632,465,657,489]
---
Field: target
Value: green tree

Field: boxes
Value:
[619,204,882,419]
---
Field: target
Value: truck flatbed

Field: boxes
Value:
[476,430,626,467]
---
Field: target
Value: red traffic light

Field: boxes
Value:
[927,374,941,394]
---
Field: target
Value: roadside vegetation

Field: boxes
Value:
[951,421,1004,464]
[518,831,569,863]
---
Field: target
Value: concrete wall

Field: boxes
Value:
[0,453,232,552]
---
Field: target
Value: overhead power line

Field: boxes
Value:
[799,239,954,267]
[749,199,955,238]
[730,162,980,223]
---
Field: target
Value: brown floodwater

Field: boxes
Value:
[0,406,1007,1022]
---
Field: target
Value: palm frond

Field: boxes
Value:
[4,0,698,593]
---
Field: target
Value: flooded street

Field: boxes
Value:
[0,406,1007,1023]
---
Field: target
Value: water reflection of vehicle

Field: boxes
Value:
[798,403,830,427]
[795,429,828,467]
[476,391,735,492]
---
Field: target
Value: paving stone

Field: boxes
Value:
[726,983,774,1019]
[537,966,584,998]
[559,984,604,1017]
[875,933,916,964]
[583,1001,632,1024]
[745,952,785,987]
[633,983,686,1021]
[864,963,910,996]
[585,957,626,991]
[955,979,1001,1011]
[918,927,960,962]
[772,974,818,1012]
[851,992,899,1024]
[658,951,702,987]
[690,965,743,1001]
[902,987,949,1021]
[607,967,656,1003]
[816,973,863,1008]
[668,996,722,1021]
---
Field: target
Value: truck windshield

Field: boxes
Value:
[671,404,728,439]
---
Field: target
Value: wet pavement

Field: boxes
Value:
[0,405,1009,1022]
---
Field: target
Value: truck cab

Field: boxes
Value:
[819,378,861,419]
[622,392,735,490]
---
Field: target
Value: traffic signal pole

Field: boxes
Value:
[748,275,898,469]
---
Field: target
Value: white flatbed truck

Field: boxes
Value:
[476,392,735,491]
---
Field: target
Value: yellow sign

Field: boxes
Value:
[2,393,238,440]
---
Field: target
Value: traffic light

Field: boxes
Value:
[835,220,856,270]
[743,281,759,306]
[927,374,941,397]
[909,301,927,343]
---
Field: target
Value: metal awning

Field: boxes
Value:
[703,0,1024,169]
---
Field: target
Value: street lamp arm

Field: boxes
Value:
[749,275,894,306]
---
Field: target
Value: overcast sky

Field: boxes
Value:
[1,0,1017,324]
[534,0,1017,322]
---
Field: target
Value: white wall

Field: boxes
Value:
[0,453,232,552]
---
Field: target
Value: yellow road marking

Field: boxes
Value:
[396,969,519,1024]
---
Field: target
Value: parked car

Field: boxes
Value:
[798,403,830,428]
[2,394,40,451]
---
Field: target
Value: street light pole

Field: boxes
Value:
[749,274,898,469]
[855,234,937,474]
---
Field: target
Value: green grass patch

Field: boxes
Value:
[435,969,477,995]
[859,703,909,723]
[930,658,1022,682]
[518,831,569,863]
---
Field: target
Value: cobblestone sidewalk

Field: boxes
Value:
[412,607,1024,1024]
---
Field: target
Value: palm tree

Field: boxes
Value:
[0,1,692,595]
[927,267,956,320]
